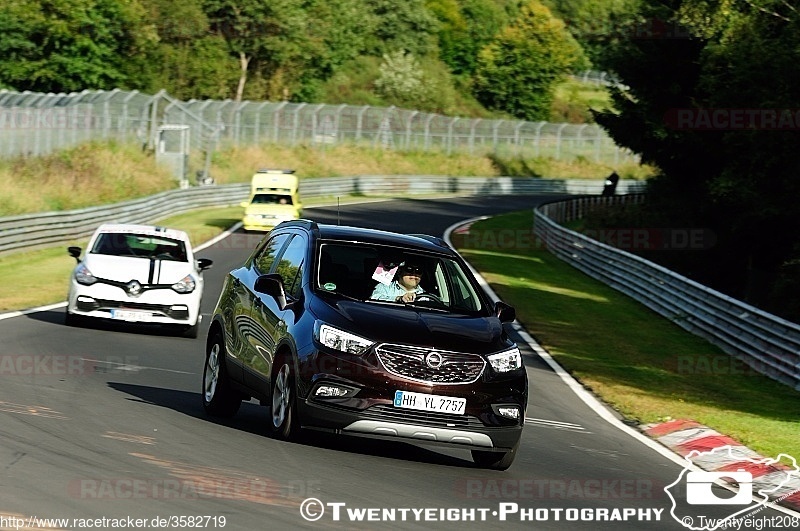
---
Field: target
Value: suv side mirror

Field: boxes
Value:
[494,301,516,323]
[197,258,213,271]
[254,273,287,310]
[68,246,82,263]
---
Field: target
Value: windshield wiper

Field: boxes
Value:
[317,287,361,301]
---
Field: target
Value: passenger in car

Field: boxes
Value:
[370,263,425,302]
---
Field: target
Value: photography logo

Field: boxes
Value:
[665,445,800,530]
[686,470,752,505]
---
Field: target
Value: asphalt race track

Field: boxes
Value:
[0,195,792,530]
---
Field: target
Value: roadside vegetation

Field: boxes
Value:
[0,138,650,218]
[452,211,800,460]
[4,0,797,319]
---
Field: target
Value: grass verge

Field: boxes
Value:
[0,141,654,217]
[450,210,800,459]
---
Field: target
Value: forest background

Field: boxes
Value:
[1,0,799,321]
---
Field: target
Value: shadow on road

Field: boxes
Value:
[107,382,476,469]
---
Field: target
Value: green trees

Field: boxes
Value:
[0,0,594,118]
[473,1,583,120]
[203,0,309,102]
[594,0,800,318]
[542,0,640,65]
[0,0,158,92]
[428,0,512,76]
[145,0,237,99]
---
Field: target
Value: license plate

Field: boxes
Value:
[111,309,153,322]
[393,390,466,415]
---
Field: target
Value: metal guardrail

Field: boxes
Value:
[0,177,647,255]
[0,184,247,254]
[534,196,800,391]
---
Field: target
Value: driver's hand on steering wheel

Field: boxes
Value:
[398,292,417,303]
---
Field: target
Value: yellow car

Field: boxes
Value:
[241,169,302,231]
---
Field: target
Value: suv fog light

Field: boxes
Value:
[315,386,347,397]
[497,406,521,420]
[313,383,358,398]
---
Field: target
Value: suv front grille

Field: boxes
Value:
[375,344,485,384]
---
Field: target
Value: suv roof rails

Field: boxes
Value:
[407,233,449,248]
[276,218,318,231]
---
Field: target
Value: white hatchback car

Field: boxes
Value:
[65,224,213,338]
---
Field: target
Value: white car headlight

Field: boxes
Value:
[316,323,372,355]
[171,274,196,293]
[74,263,97,285]
[488,347,522,372]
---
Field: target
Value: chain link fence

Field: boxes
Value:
[0,88,638,180]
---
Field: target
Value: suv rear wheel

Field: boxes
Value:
[202,332,242,417]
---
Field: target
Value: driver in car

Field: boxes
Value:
[371,263,425,303]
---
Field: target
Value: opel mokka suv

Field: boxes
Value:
[202,220,528,470]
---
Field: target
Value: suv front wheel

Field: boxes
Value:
[270,353,300,441]
[471,439,520,471]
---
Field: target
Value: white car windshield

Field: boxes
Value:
[91,233,188,262]
[316,242,486,315]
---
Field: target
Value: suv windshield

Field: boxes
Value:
[316,242,485,315]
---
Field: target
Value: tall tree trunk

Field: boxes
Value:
[235,52,250,102]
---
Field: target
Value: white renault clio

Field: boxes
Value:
[66,224,213,338]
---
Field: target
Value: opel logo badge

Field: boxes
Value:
[425,351,443,369]
[126,280,142,296]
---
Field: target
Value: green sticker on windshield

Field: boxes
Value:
[323,282,336,291]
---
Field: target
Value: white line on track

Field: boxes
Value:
[444,216,800,518]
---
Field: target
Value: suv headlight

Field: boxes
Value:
[171,274,196,293]
[488,346,522,372]
[315,323,373,355]
[74,263,97,285]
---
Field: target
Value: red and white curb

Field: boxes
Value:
[644,419,800,512]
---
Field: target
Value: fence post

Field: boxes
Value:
[356,105,369,142]
[406,111,418,151]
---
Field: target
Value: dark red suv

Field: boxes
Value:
[202,220,527,470]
